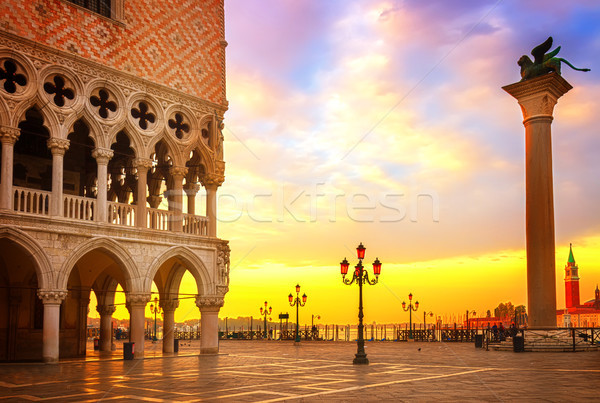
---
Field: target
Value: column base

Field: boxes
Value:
[200,347,219,355]
[43,356,59,364]
[353,353,369,365]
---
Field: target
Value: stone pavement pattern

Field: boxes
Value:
[0,340,598,401]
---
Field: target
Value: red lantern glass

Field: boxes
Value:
[402,301,406,309]
[295,284,301,294]
[354,265,360,277]
[264,301,268,307]
[269,306,272,314]
[288,293,293,303]
[302,293,307,304]
[372,258,381,276]
[356,243,366,260]
[415,301,419,308]
[408,293,413,300]
[260,307,263,314]
[340,258,349,276]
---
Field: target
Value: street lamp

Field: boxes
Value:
[288,284,307,343]
[260,301,272,339]
[149,297,162,342]
[311,314,320,328]
[340,242,382,365]
[423,311,434,329]
[402,293,419,340]
[466,310,476,332]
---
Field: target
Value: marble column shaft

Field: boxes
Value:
[0,126,20,210]
[38,290,68,364]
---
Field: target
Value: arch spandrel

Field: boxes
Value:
[12,97,61,136]
[146,246,212,296]
[57,237,141,292]
[0,226,53,289]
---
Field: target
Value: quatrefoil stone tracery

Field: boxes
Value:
[0,59,27,93]
[90,89,117,119]
[168,113,190,139]
[131,101,155,130]
[43,75,74,107]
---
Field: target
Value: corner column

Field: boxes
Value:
[503,73,572,327]
[38,289,68,364]
[195,296,224,354]
[201,174,224,237]
[92,148,114,223]
[133,158,153,229]
[184,183,201,215]
[169,166,188,232]
[97,305,116,352]
[47,138,70,217]
[126,293,150,359]
[160,299,179,353]
[0,126,20,210]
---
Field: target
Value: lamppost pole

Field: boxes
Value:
[402,293,419,339]
[149,297,162,342]
[466,310,476,333]
[288,284,307,343]
[339,242,382,365]
[260,301,272,339]
[423,311,433,329]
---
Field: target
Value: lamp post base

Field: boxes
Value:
[353,353,369,365]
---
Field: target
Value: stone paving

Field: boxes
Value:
[0,340,598,401]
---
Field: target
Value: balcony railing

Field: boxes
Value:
[183,214,209,235]
[108,202,136,227]
[13,187,51,215]
[64,194,95,221]
[10,186,210,236]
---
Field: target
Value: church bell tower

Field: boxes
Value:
[564,243,580,309]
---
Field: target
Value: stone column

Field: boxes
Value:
[195,296,224,354]
[0,126,20,210]
[47,138,70,217]
[169,167,188,232]
[126,293,150,359]
[97,305,116,352]
[201,174,224,237]
[92,148,114,223]
[184,183,200,216]
[38,289,68,364]
[160,299,179,353]
[503,73,572,327]
[133,158,153,229]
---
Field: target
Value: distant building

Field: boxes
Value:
[0,1,230,362]
[556,245,600,327]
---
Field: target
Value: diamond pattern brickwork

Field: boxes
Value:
[0,0,226,105]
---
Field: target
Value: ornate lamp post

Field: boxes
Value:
[423,311,433,329]
[149,297,162,342]
[288,284,307,343]
[311,314,320,328]
[466,310,476,332]
[402,293,419,340]
[340,242,382,365]
[260,301,272,339]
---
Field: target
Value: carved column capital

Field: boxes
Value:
[183,182,201,196]
[0,126,20,144]
[169,166,188,180]
[47,138,70,155]
[200,173,225,188]
[133,158,154,171]
[126,293,151,307]
[195,295,224,312]
[96,305,117,316]
[37,289,68,304]
[503,73,572,121]
[160,299,180,312]
[92,148,114,164]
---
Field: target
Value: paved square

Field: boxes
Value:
[0,340,598,401]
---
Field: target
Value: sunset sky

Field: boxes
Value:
[96,1,600,326]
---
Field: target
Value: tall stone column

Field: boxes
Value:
[38,289,68,364]
[0,126,20,210]
[92,148,114,223]
[133,158,152,229]
[160,299,179,353]
[97,305,116,352]
[201,174,224,237]
[184,183,200,216]
[503,73,572,327]
[47,138,70,217]
[196,296,224,354]
[126,293,150,359]
[169,166,188,232]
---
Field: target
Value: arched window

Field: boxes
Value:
[66,0,124,21]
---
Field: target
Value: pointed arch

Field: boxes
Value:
[57,237,140,292]
[0,97,9,126]
[63,109,102,148]
[147,133,181,166]
[0,226,53,289]
[183,143,215,175]
[106,120,143,158]
[146,246,211,296]
[12,97,61,137]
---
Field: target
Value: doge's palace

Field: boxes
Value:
[0,0,229,362]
